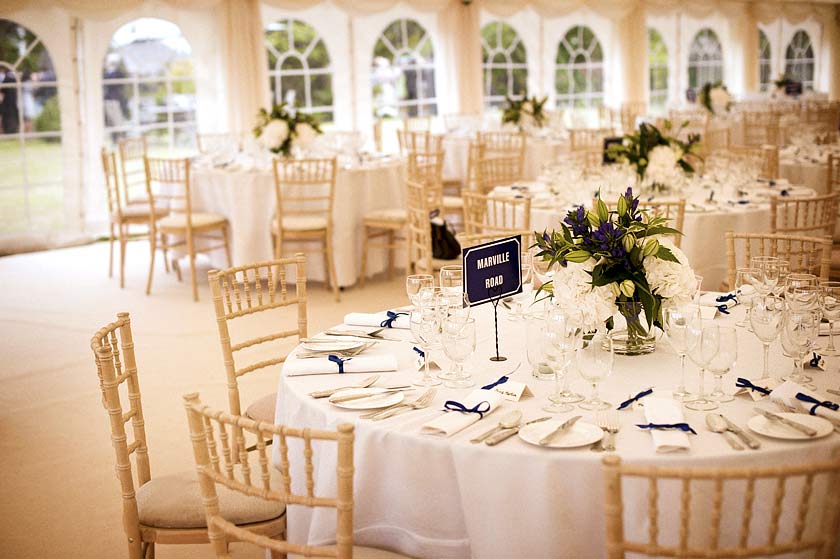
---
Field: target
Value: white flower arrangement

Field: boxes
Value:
[699,81,732,115]
[253,102,322,156]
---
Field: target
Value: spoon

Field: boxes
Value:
[470,410,523,444]
[308,375,380,399]
[706,413,744,450]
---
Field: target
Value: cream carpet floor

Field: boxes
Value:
[0,241,406,558]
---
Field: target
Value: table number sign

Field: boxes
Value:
[463,235,523,361]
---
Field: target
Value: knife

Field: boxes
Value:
[539,415,582,446]
[330,386,413,404]
[753,407,818,437]
[719,414,761,449]
[485,416,551,446]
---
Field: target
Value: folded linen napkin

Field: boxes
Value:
[769,379,807,407]
[420,389,503,437]
[284,354,398,377]
[795,392,840,422]
[344,311,409,329]
[698,292,738,315]
[642,397,691,453]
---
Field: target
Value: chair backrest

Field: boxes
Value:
[405,116,432,132]
[462,191,531,236]
[183,394,355,559]
[397,130,443,155]
[770,192,839,238]
[144,156,192,225]
[729,145,779,180]
[597,198,686,247]
[619,102,646,134]
[208,256,308,417]
[701,126,730,157]
[668,109,707,141]
[741,111,781,147]
[101,148,123,219]
[406,150,444,208]
[570,127,614,152]
[406,177,436,275]
[197,132,240,154]
[91,312,151,549]
[118,136,148,204]
[725,231,832,288]
[476,131,526,156]
[602,455,840,559]
[272,157,337,235]
[475,150,522,193]
[829,155,840,196]
[457,230,535,248]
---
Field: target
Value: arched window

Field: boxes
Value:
[555,25,604,108]
[102,18,196,151]
[372,18,436,119]
[785,30,815,91]
[481,22,527,108]
[648,28,668,112]
[758,29,772,92]
[0,19,63,234]
[265,19,333,123]
[687,28,723,91]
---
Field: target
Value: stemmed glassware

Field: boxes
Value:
[545,306,585,403]
[780,309,820,384]
[750,256,780,296]
[685,323,721,411]
[663,304,700,401]
[735,268,757,328]
[409,304,443,387]
[542,308,583,413]
[819,281,840,356]
[577,332,615,410]
[786,284,820,312]
[750,295,785,380]
[406,274,434,308]
[439,265,463,293]
[707,327,737,402]
[441,316,476,389]
[507,251,534,321]
[526,311,554,380]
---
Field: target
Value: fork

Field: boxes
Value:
[361,389,436,420]
[296,342,374,359]
[598,411,620,452]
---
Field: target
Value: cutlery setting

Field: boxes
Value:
[485,416,551,446]
[539,415,582,446]
[360,389,437,420]
[754,407,818,437]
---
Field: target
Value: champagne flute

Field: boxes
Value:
[750,295,785,380]
[577,332,615,410]
[663,304,700,401]
[441,316,476,389]
[707,327,737,403]
[735,268,757,328]
[409,305,442,387]
[406,274,434,308]
[685,323,721,411]
[819,281,840,356]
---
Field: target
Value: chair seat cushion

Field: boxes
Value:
[364,208,407,223]
[443,196,463,209]
[136,470,285,529]
[245,392,277,424]
[273,216,328,232]
[114,204,168,220]
[158,212,227,230]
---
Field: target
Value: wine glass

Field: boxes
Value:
[735,268,757,328]
[693,274,704,303]
[576,332,615,410]
[439,265,463,293]
[707,327,737,403]
[406,274,434,308]
[508,251,534,321]
[663,304,700,401]
[685,323,721,411]
[441,316,476,389]
[772,259,790,297]
[780,309,819,384]
[787,285,820,312]
[750,295,785,381]
[819,281,840,356]
[546,306,585,403]
[409,305,442,387]
[785,273,818,297]
[750,256,780,296]
[542,308,582,413]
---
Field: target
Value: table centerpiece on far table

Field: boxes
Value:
[253,102,322,157]
[501,93,548,133]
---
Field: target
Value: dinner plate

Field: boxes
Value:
[328,388,405,410]
[518,420,603,448]
[300,339,365,352]
[747,412,833,440]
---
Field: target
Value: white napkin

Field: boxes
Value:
[344,311,409,330]
[771,380,840,423]
[698,292,738,311]
[818,321,840,336]
[284,354,398,377]
[643,397,691,453]
[420,389,503,437]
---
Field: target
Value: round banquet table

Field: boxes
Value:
[780,160,829,194]
[443,135,567,184]
[189,160,405,286]
[272,305,840,559]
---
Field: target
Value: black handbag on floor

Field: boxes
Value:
[430,211,461,260]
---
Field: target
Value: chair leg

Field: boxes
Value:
[325,233,339,301]
[119,224,127,289]
[108,222,115,279]
[162,232,170,274]
[223,224,232,267]
[359,226,369,288]
[146,231,156,296]
[387,229,395,280]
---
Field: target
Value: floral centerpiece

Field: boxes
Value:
[534,188,696,354]
[606,121,700,191]
[501,94,548,131]
[698,81,732,115]
[253,102,322,157]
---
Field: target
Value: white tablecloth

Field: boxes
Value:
[443,136,567,183]
[190,161,405,286]
[780,160,828,194]
[273,305,840,558]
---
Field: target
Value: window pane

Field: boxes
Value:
[555,26,602,107]
[371,19,437,117]
[555,69,569,94]
[22,86,61,133]
[292,20,316,52]
[512,69,527,96]
[281,56,304,71]
[481,22,528,108]
[280,74,306,107]
[511,42,526,64]
[310,73,333,109]
[481,23,497,47]
[25,137,62,185]
[490,67,507,97]
[308,40,329,69]
[138,81,167,124]
[383,21,402,50]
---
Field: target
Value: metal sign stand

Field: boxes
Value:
[488,286,506,362]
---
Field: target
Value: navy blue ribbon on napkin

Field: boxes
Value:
[808,352,823,368]
[795,392,839,415]
[735,378,771,395]
[716,293,738,303]
[412,346,425,360]
[328,354,352,373]
[780,189,790,197]
[379,311,408,328]
[481,375,509,390]
[636,423,697,435]
[617,388,653,410]
[717,304,731,315]
[444,400,491,419]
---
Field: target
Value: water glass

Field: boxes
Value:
[543,309,583,413]
[750,295,785,380]
[685,323,721,411]
[439,265,463,293]
[406,274,434,307]
[707,327,737,403]
[663,304,700,401]
[819,281,840,356]
[577,332,615,410]
[409,305,442,387]
[734,268,757,328]
[780,309,819,384]
[692,275,704,303]
[526,311,554,380]
[546,307,585,404]
[441,317,476,389]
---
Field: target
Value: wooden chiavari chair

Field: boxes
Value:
[462,192,531,236]
[619,102,646,134]
[474,150,522,194]
[668,109,707,142]
[145,156,231,302]
[91,313,285,559]
[701,126,730,158]
[405,116,432,132]
[207,256,307,424]
[828,155,840,195]
[741,110,781,147]
[457,230,535,248]
[183,394,415,559]
[272,157,339,301]
[397,130,443,155]
[602,455,840,559]
[406,177,458,277]
[730,145,779,180]
[102,148,167,288]
[196,132,240,154]
[725,231,831,288]
[118,136,150,206]
[596,198,686,248]
[570,127,614,153]
[770,192,839,238]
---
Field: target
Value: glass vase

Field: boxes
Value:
[611,300,657,356]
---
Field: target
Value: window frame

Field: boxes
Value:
[480,21,528,109]
[687,28,723,91]
[758,29,772,92]
[554,25,605,109]
[784,29,815,91]
[647,27,669,113]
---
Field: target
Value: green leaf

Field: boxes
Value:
[655,246,680,263]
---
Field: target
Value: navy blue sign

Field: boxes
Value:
[463,236,522,307]
[603,137,623,164]
[685,88,697,103]
[785,81,803,96]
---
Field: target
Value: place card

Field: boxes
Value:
[414,354,442,372]
[699,305,718,320]
[493,380,533,402]
[805,353,825,371]
[735,377,781,401]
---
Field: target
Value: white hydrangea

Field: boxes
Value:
[709,86,731,114]
[295,122,318,146]
[645,144,683,185]
[550,258,618,332]
[257,119,289,151]
[642,236,697,304]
